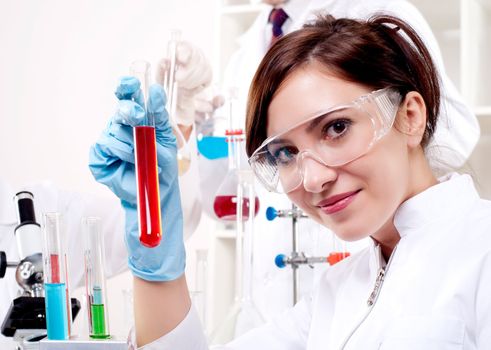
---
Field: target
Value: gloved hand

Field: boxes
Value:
[156,41,213,126]
[88,76,185,282]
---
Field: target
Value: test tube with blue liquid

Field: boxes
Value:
[83,217,111,339]
[42,212,69,340]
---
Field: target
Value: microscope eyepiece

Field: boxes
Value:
[14,191,36,225]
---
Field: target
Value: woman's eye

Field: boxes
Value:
[323,119,351,139]
[274,146,297,165]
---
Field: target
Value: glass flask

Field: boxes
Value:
[213,90,260,221]
[209,169,265,342]
[196,87,228,160]
[191,249,208,332]
[233,169,265,337]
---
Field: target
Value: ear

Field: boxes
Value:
[396,91,427,148]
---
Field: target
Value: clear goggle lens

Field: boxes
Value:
[249,88,402,193]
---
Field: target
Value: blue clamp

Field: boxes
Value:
[266,207,278,221]
[275,254,287,268]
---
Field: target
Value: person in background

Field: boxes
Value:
[0,42,211,348]
[91,13,491,349]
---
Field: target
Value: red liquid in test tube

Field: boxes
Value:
[134,125,162,247]
[50,254,60,283]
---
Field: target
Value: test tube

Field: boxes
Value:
[130,60,162,248]
[163,29,192,175]
[83,217,111,339]
[163,29,181,119]
[42,212,69,340]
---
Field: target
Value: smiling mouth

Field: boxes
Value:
[317,190,361,214]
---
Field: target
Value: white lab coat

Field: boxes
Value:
[200,0,480,330]
[138,173,491,349]
[0,135,202,348]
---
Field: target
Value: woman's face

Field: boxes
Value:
[266,64,416,242]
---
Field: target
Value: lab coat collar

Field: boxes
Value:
[0,178,17,225]
[281,0,312,26]
[393,173,478,236]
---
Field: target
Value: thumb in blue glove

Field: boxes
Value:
[89,76,185,282]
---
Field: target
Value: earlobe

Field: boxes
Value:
[399,91,427,148]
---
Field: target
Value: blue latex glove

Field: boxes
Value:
[88,76,185,282]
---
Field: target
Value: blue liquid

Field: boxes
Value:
[45,283,68,340]
[197,136,228,159]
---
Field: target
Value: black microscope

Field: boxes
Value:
[0,191,79,349]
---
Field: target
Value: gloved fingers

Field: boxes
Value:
[114,100,146,127]
[194,91,225,114]
[175,41,193,65]
[115,76,143,104]
[194,97,214,115]
[147,84,169,129]
[175,41,212,92]
[155,133,178,168]
[147,84,178,150]
[98,122,136,164]
[114,76,148,127]
[211,94,226,109]
[155,43,212,94]
[88,139,138,204]
[154,58,169,87]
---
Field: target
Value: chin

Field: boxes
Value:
[333,228,369,242]
[314,215,369,242]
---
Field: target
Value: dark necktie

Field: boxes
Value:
[269,8,289,45]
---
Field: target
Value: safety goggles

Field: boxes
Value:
[248,88,402,193]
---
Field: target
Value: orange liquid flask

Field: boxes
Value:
[131,60,162,248]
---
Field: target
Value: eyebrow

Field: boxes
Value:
[305,113,329,133]
[267,106,346,145]
[305,106,349,133]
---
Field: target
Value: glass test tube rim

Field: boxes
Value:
[43,212,66,284]
[130,59,154,127]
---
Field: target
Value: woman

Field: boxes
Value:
[94,14,490,349]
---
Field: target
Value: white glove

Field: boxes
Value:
[156,41,213,126]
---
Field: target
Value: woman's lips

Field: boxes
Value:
[316,190,361,214]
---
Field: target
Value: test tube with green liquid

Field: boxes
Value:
[83,217,111,339]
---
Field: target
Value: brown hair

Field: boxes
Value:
[245,14,440,156]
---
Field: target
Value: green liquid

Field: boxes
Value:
[90,304,110,339]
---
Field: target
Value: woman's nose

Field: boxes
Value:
[300,154,337,193]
